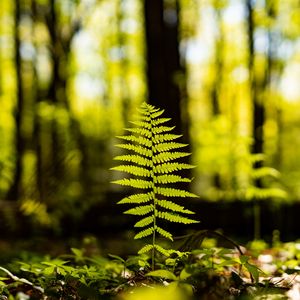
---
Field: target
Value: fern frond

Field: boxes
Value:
[112,178,153,189]
[251,167,280,179]
[154,142,188,153]
[154,245,171,257]
[152,126,175,134]
[134,227,154,239]
[114,155,152,167]
[124,205,154,215]
[117,135,152,148]
[246,187,287,200]
[157,199,195,214]
[153,152,191,164]
[140,102,159,112]
[157,211,198,224]
[125,127,152,138]
[153,134,182,143]
[118,193,153,204]
[155,226,173,241]
[154,163,195,174]
[155,187,198,198]
[111,165,151,177]
[138,244,154,255]
[155,175,191,184]
[116,144,152,157]
[130,120,152,129]
[137,105,162,117]
[151,109,165,119]
[112,102,199,267]
[134,216,154,227]
[151,118,171,126]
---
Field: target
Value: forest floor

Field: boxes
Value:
[0,235,299,299]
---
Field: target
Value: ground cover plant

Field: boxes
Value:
[0,103,299,299]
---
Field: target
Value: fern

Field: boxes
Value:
[245,153,287,240]
[111,102,199,270]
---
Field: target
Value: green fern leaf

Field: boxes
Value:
[134,216,154,227]
[117,193,153,204]
[114,155,152,167]
[157,199,195,214]
[154,142,188,153]
[117,135,152,148]
[153,134,182,143]
[112,178,153,189]
[150,109,165,119]
[154,163,195,174]
[246,187,287,200]
[152,126,176,135]
[124,205,153,215]
[138,244,154,255]
[116,144,152,157]
[154,175,191,184]
[111,102,199,268]
[157,211,198,224]
[111,165,151,177]
[130,120,151,129]
[155,187,198,198]
[134,227,154,239]
[154,245,171,257]
[251,167,280,179]
[155,226,173,241]
[125,127,152,138]
[153,152,191,164]
[151,118,171,126]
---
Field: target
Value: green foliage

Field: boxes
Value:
[246,154,287,201]
[245,154,287,240]
[111,102,199,268]
[0,239,299,299]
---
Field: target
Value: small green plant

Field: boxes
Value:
[245,154,287,240]
[111,102,199,269]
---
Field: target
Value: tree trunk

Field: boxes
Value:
[144,0,185,135]
[6,0,25,201]
[31,0,46,201]
[246,0,278,239]
[211,6,224,189]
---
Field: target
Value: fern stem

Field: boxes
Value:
[152,203,156,271]
[150,112,156,271]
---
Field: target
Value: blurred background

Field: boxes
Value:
[0,0,300,254]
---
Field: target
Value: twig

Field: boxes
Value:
[0,266,44,293]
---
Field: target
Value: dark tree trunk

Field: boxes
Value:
[246,0,278,239]
[246,0,262,240]
[144,0,185,135]
[246,0,265,169]
[6,0,25,201]
[47,0,65,188]
[211,7,224,189]
[31,0,46,201]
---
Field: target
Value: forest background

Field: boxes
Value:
[1,0,300,253]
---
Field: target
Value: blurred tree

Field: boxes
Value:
[6,0,25,201]
[246,0,265,168]
[116,0,130,124]
[144,0,186,136]
[246,0,280,239]
[33,0,87,203]
[210,0,225,189]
